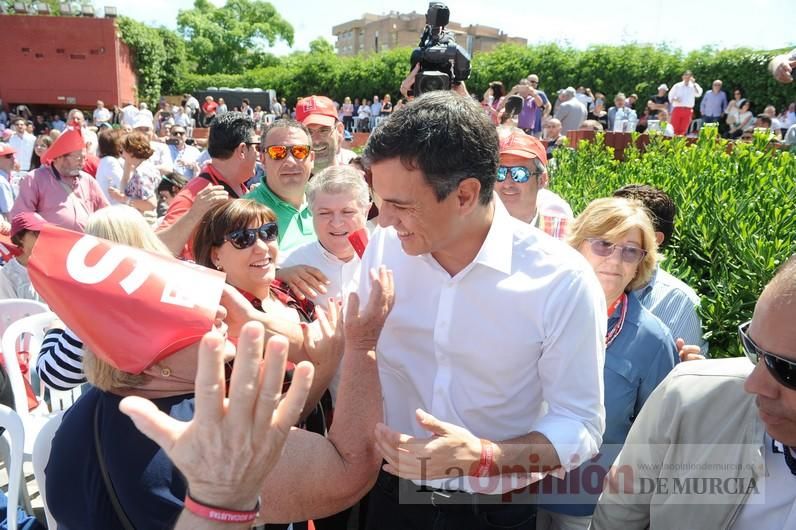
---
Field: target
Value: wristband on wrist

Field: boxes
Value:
[473,439,495,478]
[184,492,260,524]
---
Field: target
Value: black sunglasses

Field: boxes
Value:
[224,222,279,250]
[739,320,796,390]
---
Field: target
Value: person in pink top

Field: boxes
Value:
[10,128,108,232]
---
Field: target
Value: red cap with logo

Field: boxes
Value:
[0,143,17,157]
[296,95,338,127]
[498,129,548,165]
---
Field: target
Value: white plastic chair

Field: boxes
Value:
[1,311,60,455]
[0,404,25,530]
[32,411,64,530]
[0,299,49,337]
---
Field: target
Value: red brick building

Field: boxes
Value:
[0,14,137,109]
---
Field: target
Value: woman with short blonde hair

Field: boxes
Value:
[538,197,678,529]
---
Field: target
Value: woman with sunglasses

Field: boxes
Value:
[193,199,341,426]
[537,197,678,530]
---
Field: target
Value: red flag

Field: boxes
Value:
[347,228,369,259]
[28,225,226,374]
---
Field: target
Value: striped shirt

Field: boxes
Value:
[36,328,87,391]
[633,266,708,356]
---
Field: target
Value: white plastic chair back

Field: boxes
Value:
[1,311,56,418]
[0,299,49,337]
[32,411,64,530]
[263,114,276,126]
[0,404,25,530]
[49,386,83,412]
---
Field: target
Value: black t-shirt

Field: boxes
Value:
[648,95,668,118]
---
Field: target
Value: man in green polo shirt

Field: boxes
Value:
[247,119,317,256]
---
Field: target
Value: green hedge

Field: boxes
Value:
[174,43,794,115]
[549,128,796,357]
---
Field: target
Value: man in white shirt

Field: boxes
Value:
[93,100,112,126]
[360,91,606,528]
[281,165,370,309]
[593,254,796,529]
[296,95,356,174]
[668,70,703,136]
[8,117,35,171]
[166,125,201,179]
[120,101,139,128]
[66,109,99,156]
[132,114,173,176]
[494,128,572,240]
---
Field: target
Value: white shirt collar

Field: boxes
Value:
[469,197,515,275]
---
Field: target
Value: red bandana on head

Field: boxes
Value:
[41,129,85,166]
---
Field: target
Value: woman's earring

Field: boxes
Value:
[215,263,223,271]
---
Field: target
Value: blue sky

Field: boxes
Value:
[116,0,795,55]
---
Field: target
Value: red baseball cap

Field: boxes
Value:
[10,212,47,239]
[0,143,17,157]
[296,95,338,127]
[498,129,548,165]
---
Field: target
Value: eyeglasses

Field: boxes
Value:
[224,222,279,250]
[265,144,311,161]
[739,321,796,390]
[586,238,647,264]
[496,166,539,183]
[172,131,186,136]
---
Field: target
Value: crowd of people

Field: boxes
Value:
[0,48,793,530]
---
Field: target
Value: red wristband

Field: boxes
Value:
[474,439,495,477]
[184,493,260,524]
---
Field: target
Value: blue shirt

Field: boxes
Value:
[0,170,14,214]
[634,265,708,355]
[47,388,194,530]
[538,294,678,516]
[700,90,727,118]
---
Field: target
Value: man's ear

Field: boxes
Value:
[456,178,482,213]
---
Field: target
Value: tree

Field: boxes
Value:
[309,37,335,56]
[177,0,293,75]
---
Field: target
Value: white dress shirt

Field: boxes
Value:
[357,198,606,493]
[668,81,704,109]
[9,132,35,171]
[281,240,361,311]
[731,434,796,529]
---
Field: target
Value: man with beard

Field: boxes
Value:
[10,129,107,231]
[296,95,355,174]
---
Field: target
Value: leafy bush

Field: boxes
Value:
[173,43,794,115]
[549,127,796,357]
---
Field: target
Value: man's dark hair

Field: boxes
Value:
[613,184,676,247]
[756,114,772,127]
[364,91,498,206]
[262,119,312,148]
[208,112,255,159]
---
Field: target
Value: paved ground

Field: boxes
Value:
[0,461,47,526]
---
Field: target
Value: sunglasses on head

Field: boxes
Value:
[265,144,311,161]
[739,321,796,390]
[497,166,539,183]
[587,238,647,264]
[224,222,279,250]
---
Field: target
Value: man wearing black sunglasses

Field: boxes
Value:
[593,254,796,529]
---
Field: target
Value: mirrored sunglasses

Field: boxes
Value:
[497,166,537,183]
[265,144,311,161]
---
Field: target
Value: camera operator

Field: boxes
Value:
[402,3,471,99]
